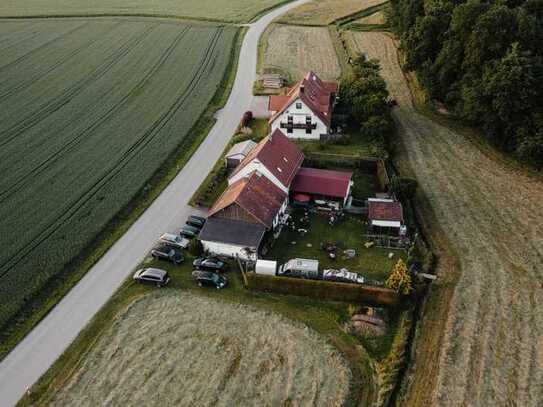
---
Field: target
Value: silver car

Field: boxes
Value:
[159,233,189,249]
[133,268,170,287]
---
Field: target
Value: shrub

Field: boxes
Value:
[188,239,204,257]
[385,259,412,295]
[390,176,418,201]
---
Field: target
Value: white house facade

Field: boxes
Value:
[270,97,329,140]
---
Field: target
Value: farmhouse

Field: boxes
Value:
[228,128,304,192]
[209,171,288,230]
[268,71,338,140]
[291,167,353,206]
[224,139,257,169]
[367,198,404,235]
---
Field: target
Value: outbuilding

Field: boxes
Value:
[367,198,404,235]
[198,217,266,261]
[290,167,353,206]
[224,140,257,169]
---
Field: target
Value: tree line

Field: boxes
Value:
[388,0,543,166]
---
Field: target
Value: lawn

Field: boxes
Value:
[0,19,237,333]
[0,0,293,22]
[296,133,388,159]
[265,210,406,281]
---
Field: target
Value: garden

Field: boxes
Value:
[265,209,406,282]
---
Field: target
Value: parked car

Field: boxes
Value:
[192,270,228,289]
[151,244,184,264]
[187,215,206,228]
[159,233,189,249]
[133,268,170,287]
[179,224,200,238]
[193,257,227,272]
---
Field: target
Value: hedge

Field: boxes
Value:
[246,273,400,306]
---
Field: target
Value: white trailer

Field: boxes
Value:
[255,260,277,276]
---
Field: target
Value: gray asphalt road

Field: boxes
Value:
[0,1,309,405]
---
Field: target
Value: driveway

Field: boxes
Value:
[0,1,309,405]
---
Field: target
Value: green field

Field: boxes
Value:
[0,19,237,330]
[0,0,292,22]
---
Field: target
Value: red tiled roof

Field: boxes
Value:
[368,200,404,222]
[230,129,304,189]
[291,167,352,199]
[209,171,287,228]
[269,95,290,112]
[269,71,338,127]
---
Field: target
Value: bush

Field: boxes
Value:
[390,176,418,201]
[188,239,204,257]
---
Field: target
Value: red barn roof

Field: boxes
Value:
[368,199,404,222]
[290,167,353,199]
[269,71,338,126]
[210,171,287,228]
[230,129,304,189]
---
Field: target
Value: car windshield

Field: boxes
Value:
[211,274,220,282]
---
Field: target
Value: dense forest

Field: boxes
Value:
[389,0,543,166]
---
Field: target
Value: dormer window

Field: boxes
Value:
[277,167,283,173]
[296,102,302,109]
[283,157,288,162]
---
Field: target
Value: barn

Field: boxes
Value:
[290,167,353,206]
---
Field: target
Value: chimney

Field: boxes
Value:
[300,84,305,94]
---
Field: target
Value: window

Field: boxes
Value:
[306,127,312,134]
[296,102,302,109]
[287,115,293,123]
[306,115,312,123]
[287,128,293,134]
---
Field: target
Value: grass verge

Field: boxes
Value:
[0,26,246,363]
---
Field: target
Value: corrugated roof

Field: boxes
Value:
[290,167,353,198]
[230,129,304,189]
[269,71,338,127]
[199,218,266,248]
[368,199,404,222]
[225,140,257,159]
[210,171,287,228]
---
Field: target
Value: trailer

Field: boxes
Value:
[323,268,365,284]
[255,260,277,276]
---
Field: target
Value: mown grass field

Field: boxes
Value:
[346,30,543,406]
[47,291,351,406]
[277,0,388,25]
[0,0,292,23]
[260,23,341,80]
[0,19,237,333]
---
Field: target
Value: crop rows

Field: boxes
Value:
[0,19,237,329]
[347,31,543,406]
[0,0,289,23]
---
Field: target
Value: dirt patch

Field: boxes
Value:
[347,31,543,406]
[261,24,341,81]
[49,292,351,406]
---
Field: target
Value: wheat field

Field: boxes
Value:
[347,31,543,406]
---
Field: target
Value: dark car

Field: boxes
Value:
[150,244,184,264]
[179,224,200,238]
[192,270,228,289]
[133,268,170,287]
[193,257,227,272]
[187,215,206,229]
